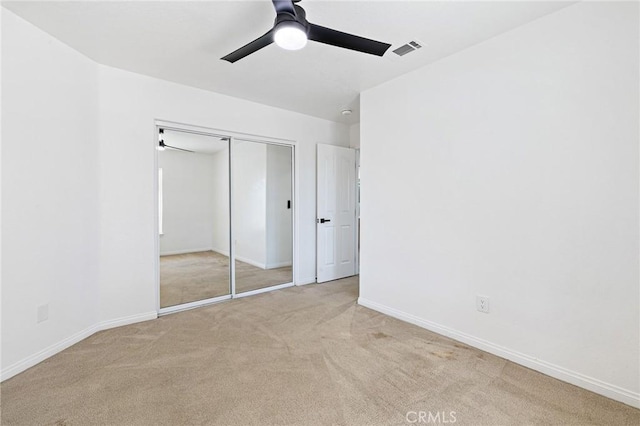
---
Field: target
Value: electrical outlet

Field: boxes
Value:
[476,295,490,313]
[37,304,49,323]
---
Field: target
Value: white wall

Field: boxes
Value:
[97,62,349,324]
[1,10,100,378]
[349,123,360,149]
[266,144,293,269]
[158,149,215,256]
[231,141,293,270]
[1,8,349,380]
[211,148,229,255]
[359,1,639,407]
[232,140,267,268]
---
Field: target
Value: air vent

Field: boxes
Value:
[392,40,423,57]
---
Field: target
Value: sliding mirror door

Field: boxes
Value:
[159,129,230,308]
[232,140,293,294]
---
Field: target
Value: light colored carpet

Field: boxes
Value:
[160,251,292,307]
[1,277,638,425]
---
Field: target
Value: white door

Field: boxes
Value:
[316,144,356,283]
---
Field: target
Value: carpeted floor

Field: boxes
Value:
[1,277,638,425]
[160,251,292,307]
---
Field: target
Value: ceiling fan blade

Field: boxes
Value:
[308,23,391,57]
[272,0,296,16]
[221,30,274,63]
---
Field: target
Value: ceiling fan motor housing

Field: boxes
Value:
[275,5,308,33]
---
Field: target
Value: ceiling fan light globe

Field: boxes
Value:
[274,24,307,51]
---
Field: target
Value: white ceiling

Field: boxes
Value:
[3,0,573,124]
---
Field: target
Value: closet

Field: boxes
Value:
[156,125,294,313]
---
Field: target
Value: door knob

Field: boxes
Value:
[318,218,331,224]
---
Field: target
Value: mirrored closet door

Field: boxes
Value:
[157,127,294,312]
[158,130,231,309]
[232,139,293,294]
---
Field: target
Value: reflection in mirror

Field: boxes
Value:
[232,140,293,293]
[159,129,230,307]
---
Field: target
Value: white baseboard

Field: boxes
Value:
[235,255,265,269]
[0,323,99,382]
[99,311,157,331]
[1,311,158,382]
[266,261,292,269]
[357,297,640,409]
[211,248,230,257]
[160,247,214,256]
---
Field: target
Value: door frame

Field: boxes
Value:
[153,119,297,315]
[355,148,360,275]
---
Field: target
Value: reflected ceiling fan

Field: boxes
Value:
[221,0,391,63]
[158,129,194,153]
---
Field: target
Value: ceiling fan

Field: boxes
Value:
[158,129,194,153]
[221,0,391,63]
